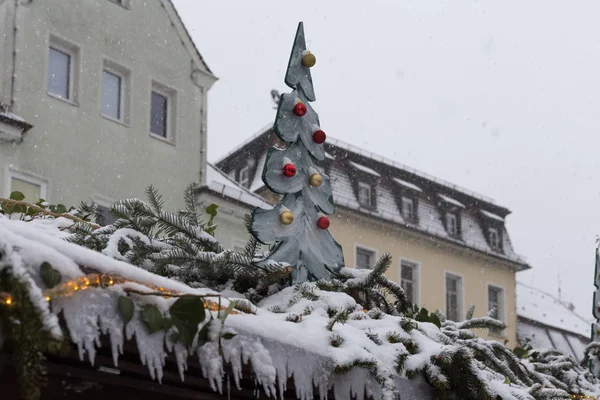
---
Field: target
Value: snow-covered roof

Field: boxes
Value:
[517,282,592,339]
[516,281,592,362]
[0,110,26,123]
[348,161,381,177]
[480,209,505,222]
[203,163,272,209]
[329,166,526,266]
[392,177,423,193]
[437,193,465,208]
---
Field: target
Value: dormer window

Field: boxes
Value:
[358,182,372,207]
[238,166,250,187]
[488,228,500,251]
[401,196,415,221]
[446,212,458,236]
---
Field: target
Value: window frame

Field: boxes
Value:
[486,283,506,335]
[47,35,79,104]
[238,166,250,187]
[488,227,500,251]
[149,81,177,144]
[401,196,415,221]
[101,59,131,125]
[355,244,377,270]
[6,169,48,202]
[357,182,372,207]
[446,212,458,236]
[444,271,464,321]
[400,258,420,306]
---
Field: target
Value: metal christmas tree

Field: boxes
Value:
[250,22,344,283]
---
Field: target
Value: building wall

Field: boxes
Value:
[330,208,518,345]
[0,0,212,210]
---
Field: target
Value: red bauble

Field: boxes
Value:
[293,103,307,116]
[312,130,326,144]
[317,216,330,230]
[282,163,297,177]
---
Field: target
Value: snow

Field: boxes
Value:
[480,209,505,222]
[1,217,597,399]
[204,163,272,209]
[516,282,591,338]
[348,161,381,177]
[437,193,465,208]
[392,177,422,192]
[0,109,26,123]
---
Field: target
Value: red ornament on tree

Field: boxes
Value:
[293,102,307,116]
[317,216,330,230]
[312,129,326,144]
[282,163,296,177]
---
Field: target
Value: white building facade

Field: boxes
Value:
[0,0,216,211]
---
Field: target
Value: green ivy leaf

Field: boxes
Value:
[221,332,236,340]
[169,295,206,346]
[40,262,62,289]
[9,191,25,201]
[429,313,441,328]
[205,204,219,218]
[142,305,166,333]
[118,296,135,323]
[504,376,511,384]
[55,204,68,214]
[170,295,206,325]
[512,347,526,359]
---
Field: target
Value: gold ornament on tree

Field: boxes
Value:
[309,173,323,187]
[279,211,294,225]
[302,50,316,67]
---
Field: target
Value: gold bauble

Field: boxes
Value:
[279,211,294,225]
[302,52,316,67]
[309,173,323,187]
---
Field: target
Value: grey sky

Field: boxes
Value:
[173,0,600,319]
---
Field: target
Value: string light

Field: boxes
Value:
[570,395,597,399]
[0,273,243,315]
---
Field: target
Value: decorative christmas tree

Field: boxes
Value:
[250,22,344,283]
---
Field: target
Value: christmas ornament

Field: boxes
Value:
[312,129,326,144]
[282,163,297,177]
[310,173,323,187]
[302,51,316,67]
[317,216,330,230]
[293,102,307,116]
[280,211,294,225]
[250,22,344,283]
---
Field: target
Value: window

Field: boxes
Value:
[102,60,130,123]
[47,36,78,102]
[239,166,250,187]
[400,260,419,305]
[150,91,168,137]
[48,47,70,99]
[358,182,372,207]
[488,285,505,333]
[8,172,47,203]
[445,273,463,321]
[356,247,376,269]
[102,71,121,120]
[488,228,500,251]
[150,82,176,141]
[446,212,458,236]
[401,197,414,220]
